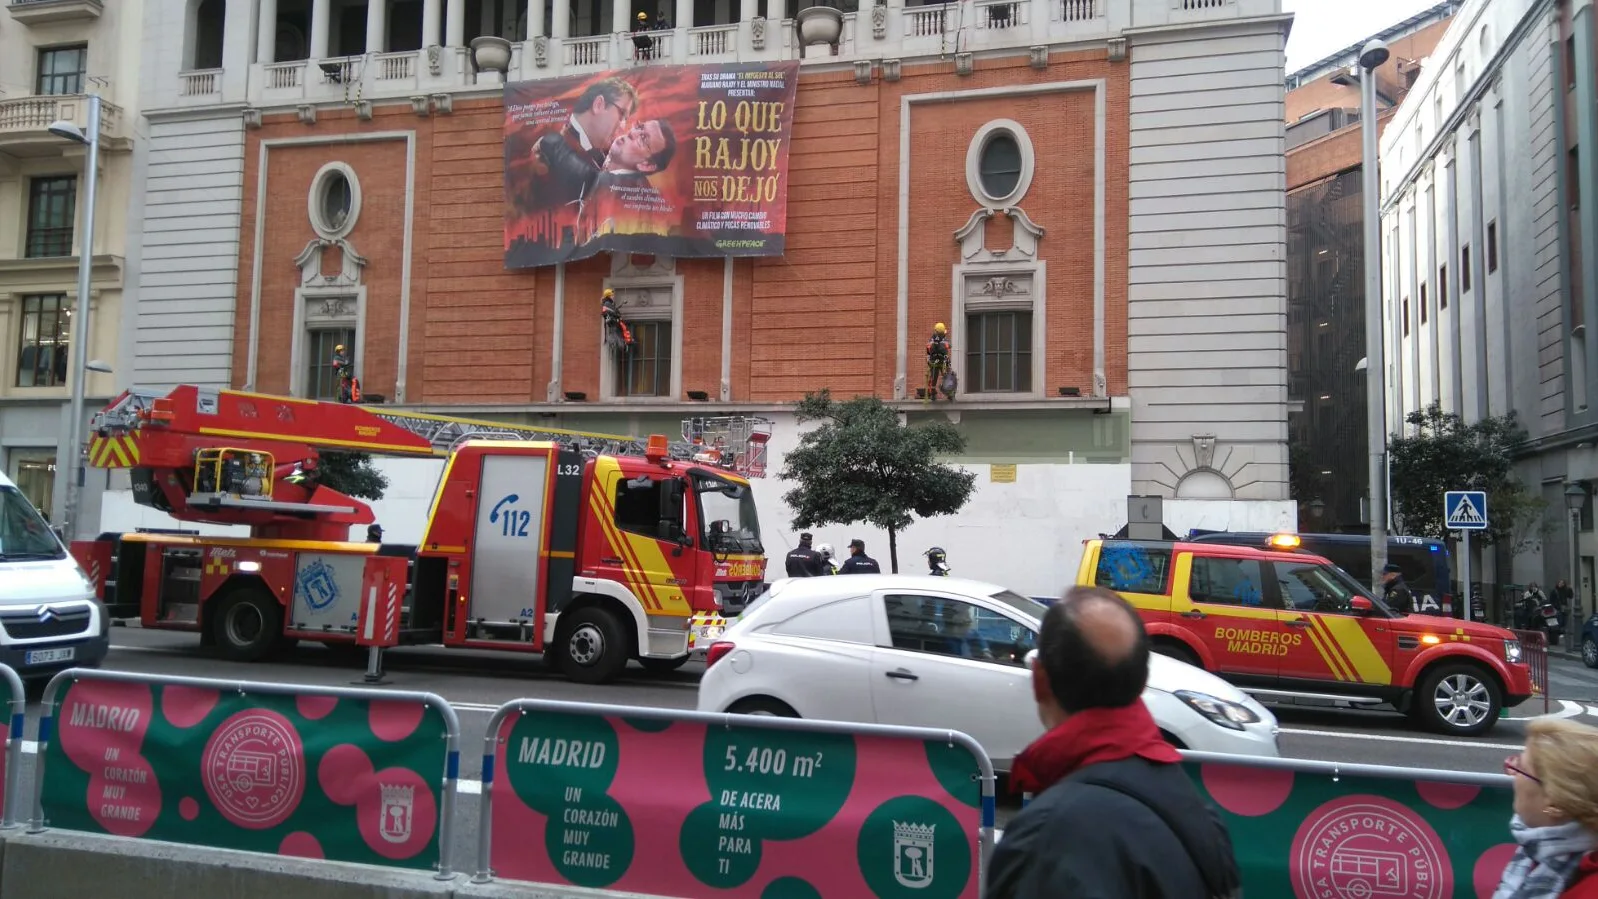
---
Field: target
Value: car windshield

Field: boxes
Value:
[987,589,1047,624]
[694,474,762,554]
[0,486,65,561]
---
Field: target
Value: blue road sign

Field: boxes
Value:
[1444,490,1489,530]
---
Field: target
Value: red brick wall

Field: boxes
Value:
[236,50,1131,404]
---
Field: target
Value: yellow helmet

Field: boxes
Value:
[933,323,946,335]
[602,288,614,298]
[334,344,345,352]
[637,11,647,18]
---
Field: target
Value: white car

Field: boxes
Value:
[696,575,1279,769]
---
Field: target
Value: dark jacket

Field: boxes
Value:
[533,124,605,210]
[784,546,825,577]
[838,553,881,574]
[987,758,1240,899]
[1383,578,1415,616]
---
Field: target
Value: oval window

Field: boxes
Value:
[321,171,352,231]
[978,132,1023,200]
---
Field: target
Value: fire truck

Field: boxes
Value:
[69,385,772,684]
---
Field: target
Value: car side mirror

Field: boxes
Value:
[1350,596,1375,615]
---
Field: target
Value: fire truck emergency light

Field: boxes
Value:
[645,434,669,464]
[1266,533,1302,551]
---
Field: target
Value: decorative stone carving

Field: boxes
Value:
[430,93,453,114]
[612,284,672,318]
[609,253,675,278]
[411,95,431,117]
[963,272,1034,309]
[294,237,368,290]
[955,51,973,76]
[242,108,263,129]
[1192,433,1217,471]
[533,35,549,68]
[296,104,317,125]
[1029,45,1047,69]
[1107,36,1127,61]
[307,296,356,323]
[952,207,1046,262]
[882,58,902,81]
[354,100,373,121]
[426,44,443,75]
[854,60,873,85]
[751,15,767,50]
[871,3,887,39]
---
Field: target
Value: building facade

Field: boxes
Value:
[1379,0,1586,606]
[1283,4,1455,534]
[0,0,142,525]
[112,0,1295,594]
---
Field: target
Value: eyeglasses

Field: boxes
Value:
[1504,754,1542,785]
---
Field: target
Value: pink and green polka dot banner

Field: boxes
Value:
[1187,759,1515,899]
[40,677,449,871]
[491,709,987,898]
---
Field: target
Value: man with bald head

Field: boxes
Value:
[984,585,1241,899]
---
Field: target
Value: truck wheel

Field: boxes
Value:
[212,587,284,662]
[558,608,629,685]
[639,656,690,674]
[1416,663,1502,737]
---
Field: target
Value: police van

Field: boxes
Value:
[0,472,110,680]
[1187,531,1456,617]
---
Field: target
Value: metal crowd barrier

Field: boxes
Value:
[0,663,24,830]
[1510,628,1552,715]
[26,667,462,879]
[475,698,999,898]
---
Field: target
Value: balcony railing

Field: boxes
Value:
[180,69,222,96]
[220,0,1149,108]
[0,94,124,144]
[690,24,738,56]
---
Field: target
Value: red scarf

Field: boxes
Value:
[1009,702,1182,796]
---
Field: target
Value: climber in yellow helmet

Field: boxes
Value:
[926,322,952,401]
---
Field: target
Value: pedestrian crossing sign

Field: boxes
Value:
[1444,490,1489,530]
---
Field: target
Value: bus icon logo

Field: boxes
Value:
[202,710,306,830]
[1290,796,1451,899]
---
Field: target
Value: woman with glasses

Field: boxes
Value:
[1496,718,1598,898]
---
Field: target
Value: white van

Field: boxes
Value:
[0,472,110,680]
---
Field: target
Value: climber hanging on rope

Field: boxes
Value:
[925,322,955,401]
[602,288,635,357]
[332,344,361,404]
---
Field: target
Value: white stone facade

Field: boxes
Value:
[0,0,146,526]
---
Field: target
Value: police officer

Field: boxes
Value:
[925,547,950,577]
[784,532,826,577]
[1380,563,1415,616]
[839,538,882,574]
[366,524,384,544]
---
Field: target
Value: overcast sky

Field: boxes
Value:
[1283,0,1443,73]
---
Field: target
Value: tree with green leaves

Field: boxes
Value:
[1387,403,1543,547]
[778,391,976,573]
[314,451,389,501]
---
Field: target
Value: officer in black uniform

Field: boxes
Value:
[784,532,826,577]
[1381,563,1415,616]
[839,539,882,575]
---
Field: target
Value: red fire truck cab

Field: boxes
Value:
[71,386,771,684]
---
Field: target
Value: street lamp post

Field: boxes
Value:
[1358,39,1392,588]
[1565,482,1587,651]
[47,94,102,542]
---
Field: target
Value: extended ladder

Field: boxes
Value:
[90,387,775,477]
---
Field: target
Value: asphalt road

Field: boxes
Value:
[14,625,1598,879]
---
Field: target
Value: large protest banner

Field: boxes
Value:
[502,61,800,269]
